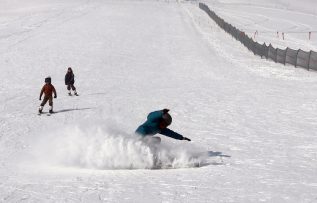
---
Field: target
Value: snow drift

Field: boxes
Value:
[32,125,207,170]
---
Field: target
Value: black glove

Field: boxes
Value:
[39,97,41,100]
[183,137,191,141]
[163,109,170,114]
[54,95,57,98]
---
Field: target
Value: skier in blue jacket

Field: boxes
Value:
[135,109,191,144]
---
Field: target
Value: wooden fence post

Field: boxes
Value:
[263,43,268,59]
[308,51,312,70]
[284,48,287,65]
[295,49,300,68]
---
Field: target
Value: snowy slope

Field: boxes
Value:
[1,0,317,202]
[202,0,317,51]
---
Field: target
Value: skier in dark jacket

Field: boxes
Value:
[65,67,78,96]
[135,109,191,144]
[39,76,57,114]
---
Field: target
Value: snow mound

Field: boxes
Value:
[33,125,207,170]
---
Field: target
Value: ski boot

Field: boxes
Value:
[38,106,43,114]
[49,106,54,114]
[74,91,78,96]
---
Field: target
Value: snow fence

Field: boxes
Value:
[199,3,317,71]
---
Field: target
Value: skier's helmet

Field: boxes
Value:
[45,76,51,84]
[68,67,72,72]
[162,113,172,126]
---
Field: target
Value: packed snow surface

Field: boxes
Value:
[0,0,317,202]
[202,0,317,51]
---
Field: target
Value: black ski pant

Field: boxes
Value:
[67,84,76,91]
[41,96,53,107]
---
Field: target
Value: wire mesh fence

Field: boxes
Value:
[199,3,317,71]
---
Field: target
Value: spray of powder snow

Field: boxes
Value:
[33,125,208,170]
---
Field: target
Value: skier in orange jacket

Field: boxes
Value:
[39,76,57,114]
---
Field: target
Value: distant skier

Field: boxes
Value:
[65,67,78,96]
[135,109,191,144]
[39,76,57,114]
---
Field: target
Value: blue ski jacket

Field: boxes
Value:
[135,110,184,140]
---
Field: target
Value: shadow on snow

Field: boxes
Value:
[207,151,231,158]
[196,151,231,167]
[54,107,93,113]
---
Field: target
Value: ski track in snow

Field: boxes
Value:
[0,0,317,202]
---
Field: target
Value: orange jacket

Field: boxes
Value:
[40,84,57,98]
